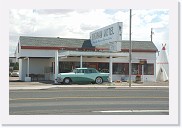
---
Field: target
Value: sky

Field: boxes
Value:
[9,9,169,56]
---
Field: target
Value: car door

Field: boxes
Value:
[84,69,95,82]
[85,69,98,82]
[72,69,85,83]
[75,69,95,83]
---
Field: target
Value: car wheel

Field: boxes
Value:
[63,78,72,85]
[95,77,103,84]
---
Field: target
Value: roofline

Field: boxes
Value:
[21,46,158,53]
[20,36,89,40]
[21,46,107,51]
[121,49,158,53]
[20,36,155,42]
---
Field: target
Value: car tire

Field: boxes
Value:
[95,77,103,84]
[63,77,72,85]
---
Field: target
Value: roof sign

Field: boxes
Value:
[90,22,123,46]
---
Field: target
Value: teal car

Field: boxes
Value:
[56,68,109,84]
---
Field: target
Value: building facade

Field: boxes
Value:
[15,36,158,82]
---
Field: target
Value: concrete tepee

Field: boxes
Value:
[156,44,169,81]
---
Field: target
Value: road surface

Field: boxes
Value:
[9,87,169,115]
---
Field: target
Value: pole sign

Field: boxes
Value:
[90,22,123,46]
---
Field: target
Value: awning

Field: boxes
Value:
[58,50,129,58]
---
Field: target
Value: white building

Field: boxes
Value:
[15,36,158,82]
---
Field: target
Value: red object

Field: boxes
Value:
[136,74,141,77]
[162,46,166,50]
[162,44,166,50]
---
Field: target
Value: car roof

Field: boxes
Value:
[76,68,95,70]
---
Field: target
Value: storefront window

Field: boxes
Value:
[83,62,97,69]
[113,63,129,75]
[59,62,73,73]
[56,62,153,75]
[98,63,109,73]
[132,63,141,75]
[74,62,98,69]
[74,62,80,68]
[144,64,154,75]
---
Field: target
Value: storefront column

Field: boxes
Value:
[25,57,31,82]
[142,65,144,82]
[109,56,113,83]
[154,62,156,82]
[80,55,83,68]
[54,50,59,83]
[27,57,29,77]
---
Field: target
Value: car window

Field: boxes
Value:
[77,69,84,73]
[77,69,81,73]
[83,69,88,73]
[92,69,98,73]
[74,68,99,73]
[73,69,76,73]
[85,69,92,73]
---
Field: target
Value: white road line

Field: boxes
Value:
[9,96,168,101]
[93,110,169,113]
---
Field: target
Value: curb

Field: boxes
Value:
[9,85,169,90]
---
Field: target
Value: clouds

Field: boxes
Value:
[9,10,37,36]
[9,9,169,56]
[34,9,75,15]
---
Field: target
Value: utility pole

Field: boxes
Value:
[151,28,153,42]
[129,9,132,87]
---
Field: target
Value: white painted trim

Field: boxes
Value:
[27,57,29,77]
[54,50,58,83]
[80,55,82,68]
[109,56,113,83]
[58,50,129,57]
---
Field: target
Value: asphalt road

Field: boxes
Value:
[9,87,169,115]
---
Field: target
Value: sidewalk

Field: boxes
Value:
[9,80,169,90]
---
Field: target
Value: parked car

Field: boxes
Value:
[10,70,19,77]
[56,68,109,84]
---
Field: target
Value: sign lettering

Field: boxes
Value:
[90,22,123,46]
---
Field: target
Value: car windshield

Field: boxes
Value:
[72,68,99,73]
[72,69,77,73]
